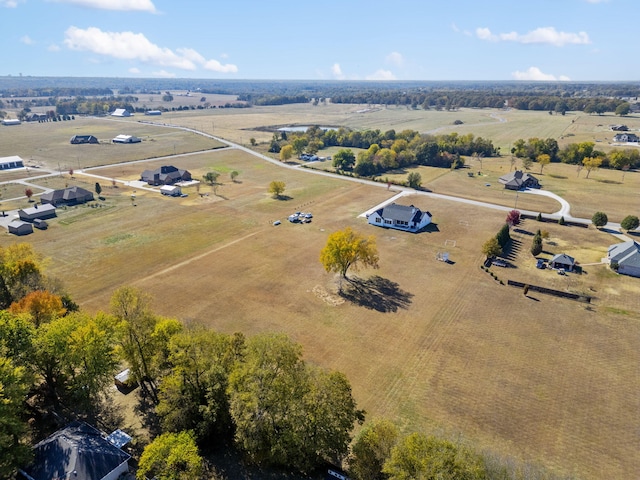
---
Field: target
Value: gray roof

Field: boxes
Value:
[551,253,575,265]
[22,421,130,480]
[499,170,539,188]
[608,240,640,267]
[377,203,430,223]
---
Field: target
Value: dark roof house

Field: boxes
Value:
[608,240,640,277]
[550,253,576,272]
[498,170,540,190]
[613,133,639,143]
[41,186,94,206]
[20,421,130,480]
[367,202,432,232]
[141,165,192,186]
[70,135,99,144]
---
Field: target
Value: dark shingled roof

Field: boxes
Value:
[21,421,130,480]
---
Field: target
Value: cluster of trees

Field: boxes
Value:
[512,137,640,171]
[592,211,639,231]
[272,127,496,177]
[482,221,512,258]
[0,243,364,478]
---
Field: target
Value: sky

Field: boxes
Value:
[1,0,634,81]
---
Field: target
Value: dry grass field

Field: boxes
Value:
[2,109,640,479]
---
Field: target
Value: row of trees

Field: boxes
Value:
[512,138,640,171]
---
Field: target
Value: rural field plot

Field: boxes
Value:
[0,116,224,170]
[13,144,638,480]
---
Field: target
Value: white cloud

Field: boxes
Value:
[511,66,570,81]
[385,52,404,67]
[63,27,238,73]
[48,0,157,12]
[476,26,590,46]
[129,67,141,74]
[48,44,61,52]
[1,0,22,6]
[331,63,344,79]
[20,35,34,45]
[585,0,609,3]
[366,69,396,81]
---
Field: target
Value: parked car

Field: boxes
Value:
[492,259,508,267]
[536,259,546,269]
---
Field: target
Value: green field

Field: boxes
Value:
[1,109,640,479]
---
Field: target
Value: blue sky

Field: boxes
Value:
[1,0,633,81]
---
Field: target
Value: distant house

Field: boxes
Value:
[145,110,162,115]
[608,240,640,277]
[70,134,98,144]
[612,133,639,143]
[18,203,56,222]
[19,421,131,480]
[41,186,94,206]
[611,124,629,131]
[141,165,192,185]
[367,203,432,232]
[7,220,33,236]
[112,134,141,144]
[0,155,25,170]
[499,170,540,190]
[2,118,21,126]
[550,253,576,272]
[110,108,131,117]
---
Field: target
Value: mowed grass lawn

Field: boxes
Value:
[11,144,639,480]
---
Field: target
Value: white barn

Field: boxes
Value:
[0,155,25,170]
[160,185,181,196]
[367,203,432,232]
[111,108,131,117]
[112,134,141,144]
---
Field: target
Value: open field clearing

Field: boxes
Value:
[0,116,224,171]
[3,136,637,480]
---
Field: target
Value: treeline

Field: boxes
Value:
[272,126,497,175]
[512,137,640,169]
[238,93,310,105]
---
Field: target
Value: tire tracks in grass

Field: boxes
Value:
[376,259,482,420]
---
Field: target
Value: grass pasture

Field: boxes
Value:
[6,141,637,479]
[2,107,640,479]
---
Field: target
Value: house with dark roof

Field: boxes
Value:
[141,165,192,186]
[19,421,131,480]
[367,203,432,232]
[70,135,99,144]
[499,170,540,190]
[550,253,576,272]
[41,186,94,206]
[608,240,640,277]
[612,133,639,143]
[18,204,56,222]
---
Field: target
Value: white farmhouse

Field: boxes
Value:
[367,203,432,232]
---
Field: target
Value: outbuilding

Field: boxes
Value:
[110,108,131,117]
[112,134,141,144]
[18,203,56,222]
[160,185,182,196]
[0,155,25,170]
[2,118,21,126]
[70,134,99,144]
[7,220,33,236]
[144,110,162,115]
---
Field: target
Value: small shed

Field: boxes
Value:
[33,219,48,230]
[2,118,21,126]
[114,368,134,389]
[144,110,162,115]
[7,220,33,236]
[550,253,575,272]
[160,185,181,196]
